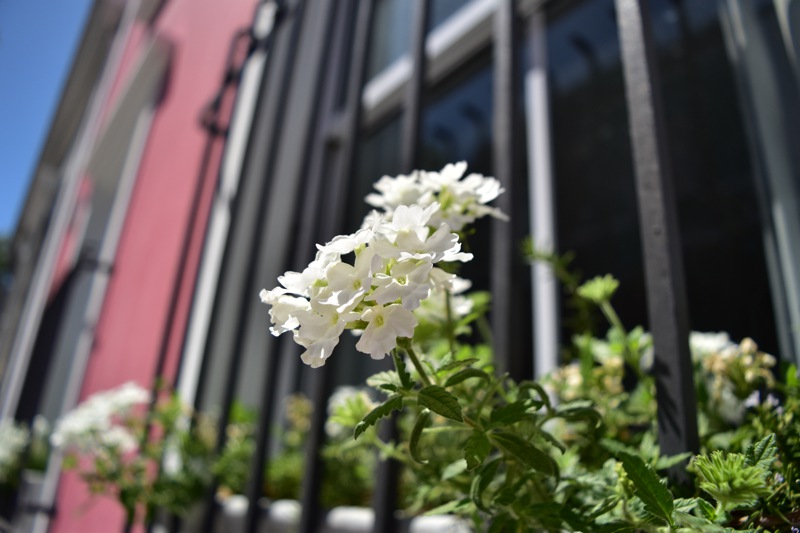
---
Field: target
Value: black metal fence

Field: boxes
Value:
[175,0,795,530]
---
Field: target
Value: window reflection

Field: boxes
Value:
[544,0,779,353]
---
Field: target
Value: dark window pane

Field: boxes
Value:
[420,58,493,292]
[546,0,648,337]
[647,0,780,353]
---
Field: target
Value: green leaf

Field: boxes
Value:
[409,410,431,464]
[354,395,403,440]
[442,459,468,480]
[437,357,479,374]
[418,385,463,422]
[617,451,674,526]
[744,433,777,471]
[487,513,515,533]
[464,430,492,470]
[423,498,471,516]
[539,429,567,454]
[392,351,413,390]
[595,523,638,533]
[786,364,798,388]
[556,402,603,429]
[577,274,619,303]
[470,459,500,512]
[491,432,557,477]
[444,368,490,388]
[366,371,401,389]
[518,381,552,410]
[693,498,717,521]
[490,400,534,427]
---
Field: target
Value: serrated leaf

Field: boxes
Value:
[617,451,674,526]
[392,351,413,390]
[464,430,492,470]
[354,395,403,440]
[470,458,500,512]
[409,410,431,464]
[444,368,490,387]
[693,498,716,521]
[379,384,398,392]
[418,385,463,422]
[491,432,557,477]
[442,459,468,480]
[437,357,479,374]
[745,433,777,471]
[490,400,533,426]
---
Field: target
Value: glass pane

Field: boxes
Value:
[428,0,473,33]
[365,0,412,79]
[546,0,648,337]
[648,0,781,353]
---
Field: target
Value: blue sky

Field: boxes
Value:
[0,0,93,237]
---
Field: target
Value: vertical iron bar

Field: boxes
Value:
[401,0,429,172]
[614,0,698,478]
[241,2,308,532]
[371,3,429,532]
[296,1,375,532]
[292,2,347,532]
[492,0,523,379]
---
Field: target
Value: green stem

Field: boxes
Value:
[600,300,643,379]
[404,345,432,387]
[444,289,457,357]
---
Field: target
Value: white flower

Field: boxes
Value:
[259,289,309,336]
[51,382,149,453]
[365,162,508,231]
[369,259,433,310]
[0,420,29,484]
[261,167,492,367]
[689,332,734,359]
[356,303,418,359]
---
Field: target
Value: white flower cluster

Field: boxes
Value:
[261,203,474,367]
[51,382,150,454]
[365,162,507,231]
[690,332,777,425]
[0,420,29,484]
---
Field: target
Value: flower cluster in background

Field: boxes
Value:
[51,381,149,454]
[365,161,507,232]
[261,163,505,368]
[0,420,30,487]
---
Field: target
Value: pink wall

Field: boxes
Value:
[50,0,256,530]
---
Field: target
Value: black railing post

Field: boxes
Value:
[615,0,698,479]
[492,0,526,380]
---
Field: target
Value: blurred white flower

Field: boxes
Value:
[0,420,29,484]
